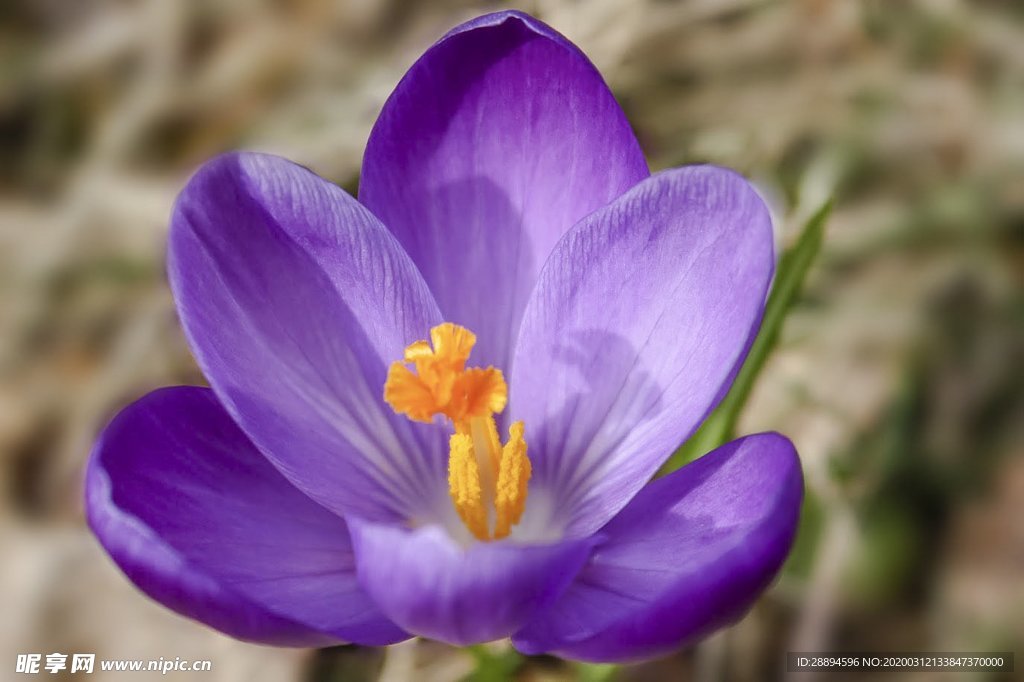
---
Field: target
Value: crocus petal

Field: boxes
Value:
[347,518,597,645]
[86,386,408,646]
[513,433,802,662]
[360,10,648,371]
[509,166,774,537]
[169,152,449,523]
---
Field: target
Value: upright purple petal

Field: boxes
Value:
[169,152,449,523]
[346,518,597,645]
[86,387,408,646]
[513,433,802,662]
[360,10,648,371]
[509,166,774,537]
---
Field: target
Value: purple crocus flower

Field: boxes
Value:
[86,10,802,662]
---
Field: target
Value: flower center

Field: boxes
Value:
[383,323,531,541]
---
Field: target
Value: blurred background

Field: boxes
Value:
[1,0,1021,680]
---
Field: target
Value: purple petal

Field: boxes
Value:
[169,152,449,523]
[86,386,408,646]
[509,166,775,537]
[513,433,802,662]
[347,518,597,645]
[360,10,648,371]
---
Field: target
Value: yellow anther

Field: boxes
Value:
[447,433,489,541]
[447,418,532,541]
[494,421,530,539]
[385,323,531,541]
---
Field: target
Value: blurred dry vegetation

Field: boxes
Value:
[1,0,1022,681]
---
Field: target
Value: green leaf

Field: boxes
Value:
[575,662,618,682]
[661,200,832,474]
[463,645,522,682]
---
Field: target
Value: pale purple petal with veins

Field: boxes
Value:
[168,152,448,523]
[360,10,648,373]
[509,166,775,538]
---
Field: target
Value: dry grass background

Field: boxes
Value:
[1,0,1022,680]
